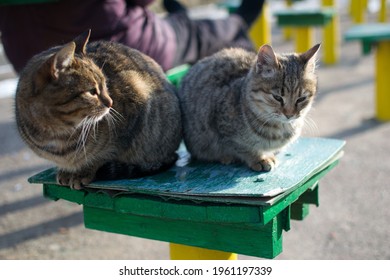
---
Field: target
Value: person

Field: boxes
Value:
[0,0,265,73]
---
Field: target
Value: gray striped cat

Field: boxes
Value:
[178,44,320,172]
[15,31,181,189]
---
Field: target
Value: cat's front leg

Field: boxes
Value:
[247,154,277,172]
[57,167,97,190]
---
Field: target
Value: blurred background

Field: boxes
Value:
[1,0,389,259]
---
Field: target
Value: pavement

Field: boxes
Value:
[0,1,389,260]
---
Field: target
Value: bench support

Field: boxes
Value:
[322,0,339,64]
[283,0,294,41]
[249,3,271,48]
[376,41,390,121]
[275,8,337,64]
[295,27,313,53]
[350,0,366,23]
[170,244,237,260]
[379,0,387,22]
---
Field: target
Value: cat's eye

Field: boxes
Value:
[272,94,284,105]
[296,96,307,104]
[88,88,98,96]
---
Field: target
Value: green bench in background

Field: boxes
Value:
[274,7,338,64]
[345,23,390,121]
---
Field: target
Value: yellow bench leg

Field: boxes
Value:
[379,0,387,22]
[170,243,237,260]
[283,0,293,41]
[249,2,271,48]
[376,41,390,121]
[350,0,365,23]
[322,0,339,64]
[295,27,313,53]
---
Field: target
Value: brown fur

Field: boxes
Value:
[15,31,182,189]
[178,44,320,171]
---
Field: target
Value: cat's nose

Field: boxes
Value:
[283,108,295,120]
[101,96,113,108]
[284,113,295,119]
[105,98,113,108]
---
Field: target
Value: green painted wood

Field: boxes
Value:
[30,137,345,258]
[344,23,390,55]
[295,184,319,206]
[275,8,335,27]
[83,205,285,259]
[43,183,85,205]
[259,161,337,225]
[30,137,345,206]
[344,23,390,42]
[290,203,310,220]
[43,184,265,224]
[165,64,190,86]
[290,184,318,220]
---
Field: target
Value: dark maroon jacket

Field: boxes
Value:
[0,0,177,72]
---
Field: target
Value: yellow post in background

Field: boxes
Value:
[379,0,387,22]
[350,0,365,23]
[249,2,271,48]
[322,0,339,64]
[295,27,313,53]
[283,0,293,40]
[170,243,238,260]
[375,41,390,121]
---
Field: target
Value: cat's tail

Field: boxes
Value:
[95,154,178,181]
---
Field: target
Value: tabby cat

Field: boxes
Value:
[178,44,320,171]
[15,30,182,189]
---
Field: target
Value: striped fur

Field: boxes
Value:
[15,31,182,189]
[178,44,320,171]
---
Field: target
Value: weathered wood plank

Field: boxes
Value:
[31,137,345,206]
[83,206,285,259]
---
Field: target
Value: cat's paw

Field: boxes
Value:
[57,170,94,190]
[249,156,277,172]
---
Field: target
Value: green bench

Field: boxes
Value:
[344,23,390,121]
[29,137,345,259]
[274,7,338,64]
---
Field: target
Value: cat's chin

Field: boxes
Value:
[280,117,299,125]
[96,108,111,122]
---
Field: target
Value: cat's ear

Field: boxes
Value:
[256,44,279,78]
[73,29,91,55]
[33,42,76,93]
[300,43,321,73]
[51,42,76,79]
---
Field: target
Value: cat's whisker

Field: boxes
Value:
[109,108,125,123]
[257,112,278,132]
[75,116,95,160]
[92,115,101,141]
[100,59,107,71]
[304,116,319,136]
[104,113,119,136]
[105,108,125,136]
